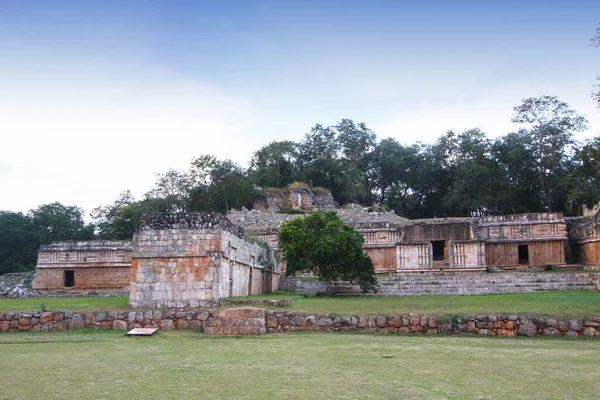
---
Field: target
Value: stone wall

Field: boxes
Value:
[281,272,600,296]
[2,309,598,338]
[265,311,600,337]
[32,241,132,291]
[130,213,279,308]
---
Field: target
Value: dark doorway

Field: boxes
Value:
[432,241,445,261]
[518,245,529,265]
[64,270,75,287]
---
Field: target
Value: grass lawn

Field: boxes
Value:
[0,330,598,399]
[0,295,129,312]
[2,291,600,319]
[289,291,600,319]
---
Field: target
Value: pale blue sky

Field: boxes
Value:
[1,0,599,216]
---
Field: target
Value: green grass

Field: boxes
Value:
[0,296,129,312]
[228,290,301,301]
[289,291,600,319]
[0,330,598,399]
[2,291,600,319]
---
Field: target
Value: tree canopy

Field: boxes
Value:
[279,211,378,293]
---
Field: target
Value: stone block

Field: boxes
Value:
[112,320,128,331]
[69,314,84,330]
[159,319,174,331]
[176,319,189,330]
[40,312,53,324]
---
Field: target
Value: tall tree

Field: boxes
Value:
[91,191,161,239]
[511,96,588,211]
[491,132,543,214]
[565,136,600,214]
[249,141,299,188]
[28,202,95,244]
[297,119,375,205]
[370,138,420,204]
[0,211,39,273]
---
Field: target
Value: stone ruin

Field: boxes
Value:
[129,213,280,308]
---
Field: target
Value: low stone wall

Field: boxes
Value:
[1,309,599,338]
[266,312,600,337]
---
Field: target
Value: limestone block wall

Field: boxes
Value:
[450,241,485,268]
[130,213,280,308]
[33,267,130,291]
[397,243,431,270]
[32,241,132,291]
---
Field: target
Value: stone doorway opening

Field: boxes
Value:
[64,270,75,287]
[518,244,529,265]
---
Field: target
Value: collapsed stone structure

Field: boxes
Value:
[129,213,280,308]
[31,187,599,296]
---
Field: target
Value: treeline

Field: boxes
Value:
[0,203,94,274]
[1,95,599,273]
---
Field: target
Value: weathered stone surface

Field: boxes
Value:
[159,319,174,331]
[582,327,597,337]
[68,314,84,330]
[517,317,538,337]
[112,320,127,331]
[543,327,560,336]
[570,319,584,331]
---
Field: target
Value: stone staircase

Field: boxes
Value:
[327,272,600,297]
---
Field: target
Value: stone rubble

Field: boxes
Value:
[0,272,38,298]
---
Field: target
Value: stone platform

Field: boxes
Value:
[204,308,266,335]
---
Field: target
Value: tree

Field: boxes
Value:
[279,211,378,293]
[28,202,95,244]
[511,96,588,211]
[91,191,161,239]
[249,141,299,188]
[297,119,375,205]
[491,132,544,214]
[0,211,39,273]
[565,136,600,214]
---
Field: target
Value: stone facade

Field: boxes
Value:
[129,213,280,308]
[32,241,132,291]
[231,191,571,273]
[2,308,598,338]
[568,212,600,266]
[479,213,568,268]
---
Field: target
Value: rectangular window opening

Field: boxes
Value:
[64,270,75,287]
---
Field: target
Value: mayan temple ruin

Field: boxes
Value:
[31,187,600,299]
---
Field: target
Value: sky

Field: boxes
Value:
[1,0,599,219]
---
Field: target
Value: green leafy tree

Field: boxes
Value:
[511,96,588,211]
[91,191,162,239]
[491,132,544,214]
[249,141,299,188]
[279,211,378,293]
[565,136,600,214]
[29,202,95,244]
[297,119,375,205]
[370,138,421,204]
[0,211,39,273]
